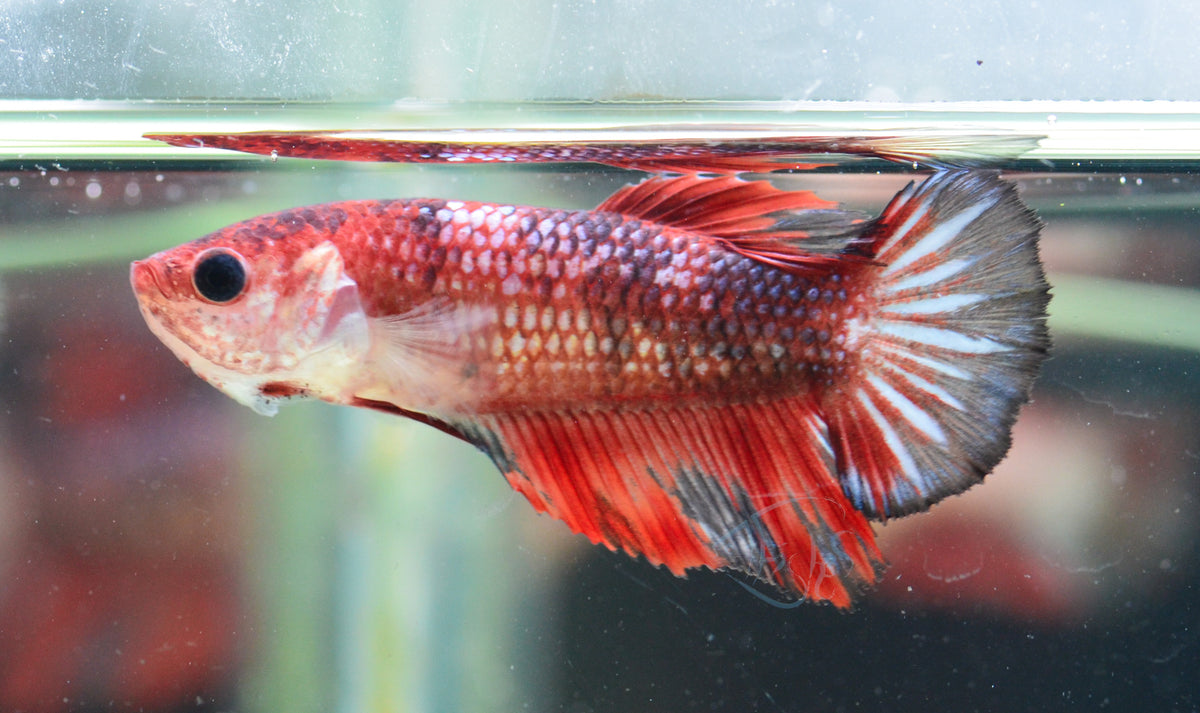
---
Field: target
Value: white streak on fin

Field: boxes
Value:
[865,373,946,445]
[872,201,927,258]
[881,362,965,411]
[856,388,923,496]
[882,199,993,275]
[880,293,988,315]
[878,321,1009,354]
[877,345,973,381]
[889,257,976,292]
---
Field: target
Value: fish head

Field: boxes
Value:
[131,218,370,416]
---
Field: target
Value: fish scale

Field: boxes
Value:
[320,198,863,408]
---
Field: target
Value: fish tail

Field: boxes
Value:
[857,134,1043,169]
[825,170,1050,519]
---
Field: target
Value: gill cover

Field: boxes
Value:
[133,241,371,416]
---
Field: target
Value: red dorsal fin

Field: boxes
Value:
[455,396,883,607]
[597,175,870,273]
[597,174,837,234]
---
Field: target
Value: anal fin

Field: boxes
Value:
[461,398,883,607]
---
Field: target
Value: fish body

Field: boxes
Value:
[132,170,1049,607]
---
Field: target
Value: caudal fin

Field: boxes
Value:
[824,170,1050,519]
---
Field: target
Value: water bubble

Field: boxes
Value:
[7,177,19,187]
[270,150,279,163]
[85,181,102,199]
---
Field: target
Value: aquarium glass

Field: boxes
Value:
[1,2,1198,712]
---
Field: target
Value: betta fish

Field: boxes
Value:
[130,170,1049,607]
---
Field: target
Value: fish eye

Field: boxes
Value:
[192,249,248,303]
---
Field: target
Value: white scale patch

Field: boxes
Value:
[502,304,519,328]
[501,273,522,295]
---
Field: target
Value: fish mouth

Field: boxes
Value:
[130,259,170,300]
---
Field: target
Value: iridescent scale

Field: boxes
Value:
[338,199,868,410]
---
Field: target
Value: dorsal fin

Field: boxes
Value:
[597,175,870,273]
[597,174,837,234]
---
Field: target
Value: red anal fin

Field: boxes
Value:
[463,398,883,607]
[598,174,870,273]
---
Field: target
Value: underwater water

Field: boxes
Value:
[1,103,1199,713]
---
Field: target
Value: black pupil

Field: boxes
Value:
[193,252,246,303]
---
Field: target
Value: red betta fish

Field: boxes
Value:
[131,170,1049,607]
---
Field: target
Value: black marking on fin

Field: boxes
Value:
[670,466,782,583]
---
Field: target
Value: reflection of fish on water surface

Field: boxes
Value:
[145,128,1043,172]
[130,134,1049,607]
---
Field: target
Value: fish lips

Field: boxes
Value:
[130,258,176,302]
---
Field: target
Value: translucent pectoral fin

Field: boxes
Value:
[364,298,496,413]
